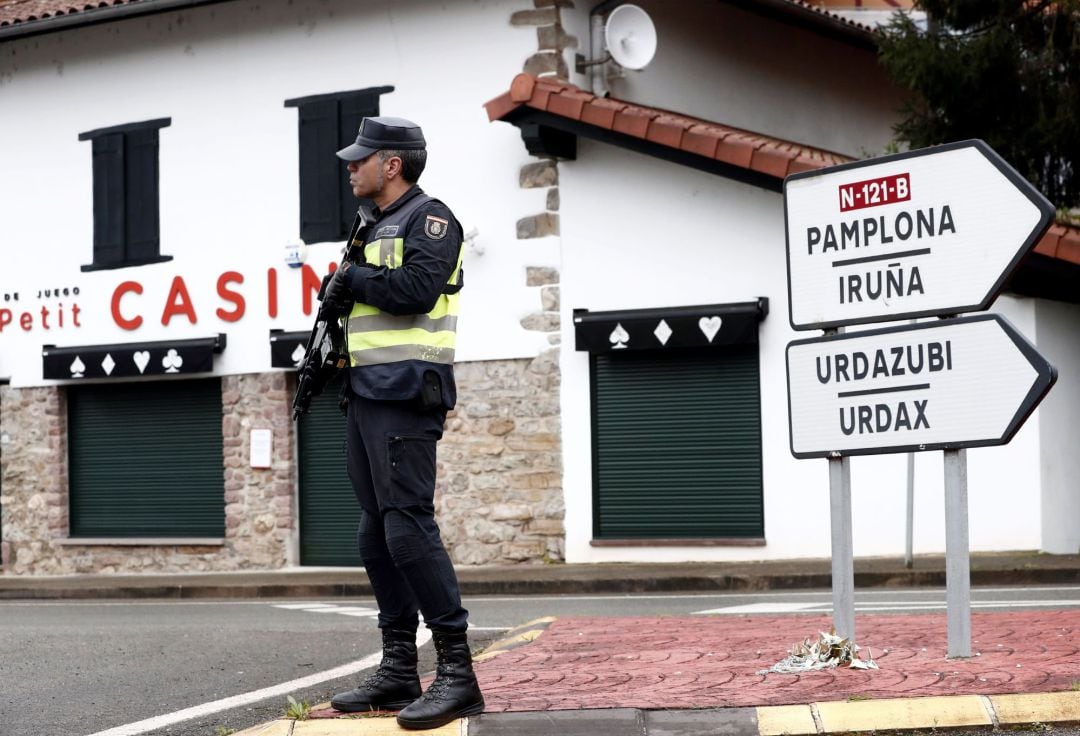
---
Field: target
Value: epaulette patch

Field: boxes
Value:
[425,215,449,240]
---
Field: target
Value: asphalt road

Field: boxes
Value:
[2,584,1079,736]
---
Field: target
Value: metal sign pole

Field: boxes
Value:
[829,453,855,639]
[905,451,915,569]
[827,322,856,640]
[944,447,972,657]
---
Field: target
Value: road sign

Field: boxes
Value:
[785,140,1055,330]
[786,314,1056,458]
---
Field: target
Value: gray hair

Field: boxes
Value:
[378,148,428,184]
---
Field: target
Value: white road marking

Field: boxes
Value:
[694,599,1080,615]
[273,602,337,610]
[273,603,378,618]
[693,602,823,614]
[82,629,433,736]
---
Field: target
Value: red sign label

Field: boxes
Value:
[838,173,911,212]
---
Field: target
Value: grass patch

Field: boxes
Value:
[284,695,311,721]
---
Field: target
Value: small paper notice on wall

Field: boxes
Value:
[250,428,272,469]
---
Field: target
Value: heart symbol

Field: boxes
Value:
[133,351,150,374]
[699,316,722,343]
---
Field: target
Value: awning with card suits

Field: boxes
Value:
[42,335,226,380]
[268,330,309,369]
[574,299,768,354]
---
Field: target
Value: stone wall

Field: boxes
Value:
[220,372,295,569]
[437,354,565,565]
[0,374,295,575]
[0,385,66,574]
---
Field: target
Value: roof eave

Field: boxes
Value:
[0,0,235,42]
[725,0,880,51]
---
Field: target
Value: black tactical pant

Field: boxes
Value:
[345,389,468,634]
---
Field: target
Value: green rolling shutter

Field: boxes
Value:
[592,345,763,540]
[68,379,224,537]
[297,378,362,566]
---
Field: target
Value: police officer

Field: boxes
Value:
[322,117,483,730]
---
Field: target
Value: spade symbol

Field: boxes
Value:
[609,323,630,350]
[290,344,306,365]
[69,356,86,378]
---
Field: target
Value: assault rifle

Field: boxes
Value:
[291,205,375,420]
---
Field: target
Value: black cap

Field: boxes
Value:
[336,116,426,161]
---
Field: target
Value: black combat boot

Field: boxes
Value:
[331,628,421,712]
[396,631,485,730]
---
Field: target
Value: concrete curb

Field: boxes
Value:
[2,554,1079,599]
[229,614,1080,736]
[235,691,1080,736]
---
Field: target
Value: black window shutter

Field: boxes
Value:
[591,346,765,540]
[338,93,381,236]
[69,379,225,538]
[91,134,125,266]
[298,99,342,244]
[124,127,161,262]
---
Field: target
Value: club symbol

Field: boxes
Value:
[69,356,86,378]
[162,349,183,373]
[608,323,630,350]
[698,316,722,343]
[133,351,151,374]
[290,344,305,365]
[101,354,116,376]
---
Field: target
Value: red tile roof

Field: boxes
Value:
[486,73,1080,268]
[485,73,852,180]
[0,0,143,28]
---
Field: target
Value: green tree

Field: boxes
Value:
[878,0,1080,210]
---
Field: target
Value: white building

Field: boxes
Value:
[0,0,1076,575]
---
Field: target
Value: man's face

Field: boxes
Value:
[347,153,384,199]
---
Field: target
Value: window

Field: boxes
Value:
[68,379,224,538]
[78,118,172,272]
[574,301,768,543]
[590,346,764,541]
[285,86,394,243]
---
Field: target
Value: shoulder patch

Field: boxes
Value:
[424,215,449,240]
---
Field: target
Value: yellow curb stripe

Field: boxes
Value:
[757,704,818,735]
[473,616,556,662]
[291,716,460,734]
[991,692,1080,724]
[231,720,294,736]
[815,695,991,732]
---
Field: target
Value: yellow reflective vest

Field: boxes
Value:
[345,196,464,369]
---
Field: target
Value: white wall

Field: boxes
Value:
[558,141,1049,562]
[1035,298,1080,553]
[559,0,905,157]
[0,0,548,386]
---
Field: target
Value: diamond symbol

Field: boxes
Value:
[654,319,672,346]
[101,353,116,376]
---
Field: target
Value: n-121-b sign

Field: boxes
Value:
[785,314,1056,458]
[784,140,1054,330]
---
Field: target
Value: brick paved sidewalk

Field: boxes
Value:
[473,611,1080,713]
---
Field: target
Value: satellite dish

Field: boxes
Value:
[604,4,657,71]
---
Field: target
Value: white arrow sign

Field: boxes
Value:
[786,314,1056,458]
[785,140,1054,330]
